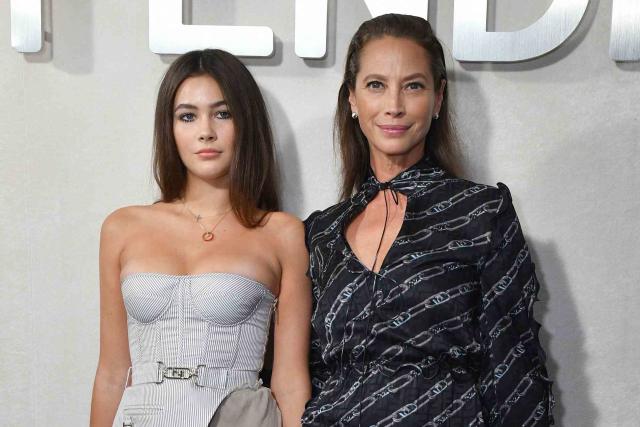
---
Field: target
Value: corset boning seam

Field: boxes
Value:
[231,292,266,370]
[198,321,213,368]
[178,280,184,365]
[188,279,268,326]
[122,279,180,325]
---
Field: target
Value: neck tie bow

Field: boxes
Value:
[353,157,444,206]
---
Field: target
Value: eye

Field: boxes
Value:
[215,110,232,120]
[366,80,384,90]
[406,81,425,90]
[178,112,196,122]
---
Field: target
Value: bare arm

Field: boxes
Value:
[90,210,132,426]
[270,214,312,427]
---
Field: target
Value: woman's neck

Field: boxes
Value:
[181,175,232,215]
[369,146,424,182]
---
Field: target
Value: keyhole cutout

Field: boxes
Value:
[345,190,407,274]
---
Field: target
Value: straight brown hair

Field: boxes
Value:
[336,14,463,200]
[153,49,279,227]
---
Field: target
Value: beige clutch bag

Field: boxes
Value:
[209,386,282,427]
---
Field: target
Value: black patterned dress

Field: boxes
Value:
[302,157,554,426]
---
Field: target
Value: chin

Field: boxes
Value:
[192,167,230,182]
[370,140,424,158]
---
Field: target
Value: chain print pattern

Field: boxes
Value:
[302,157,554,426]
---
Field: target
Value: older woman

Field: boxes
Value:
[303,14,554,426]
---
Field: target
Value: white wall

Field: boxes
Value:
[1,1,638,425]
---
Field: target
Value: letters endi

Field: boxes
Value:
[10,0,640,62]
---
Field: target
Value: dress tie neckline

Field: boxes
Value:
[352,155,444,207]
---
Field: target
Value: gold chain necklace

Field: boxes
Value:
[182,202,231,242]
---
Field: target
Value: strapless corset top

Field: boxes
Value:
[121,272,276,371]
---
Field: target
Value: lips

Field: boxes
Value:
[378,124,411,136]
[196,148,222,158]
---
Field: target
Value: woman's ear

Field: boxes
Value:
[348,87,358,117]
[434,79,446,117]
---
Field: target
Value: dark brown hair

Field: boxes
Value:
[153,49,279,227]
[336,14,462,200]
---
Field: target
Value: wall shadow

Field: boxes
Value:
[157,37,284,66]
[616,61,640,72]
[242,36,284,68]
[159,54,180,65]
[527,237,599,426]
[428,0,439,31]
[24,0,52,64]
[261,88,305,217]
[183,0,193,25]
[447,69,493,184]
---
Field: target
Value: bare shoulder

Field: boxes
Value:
[265,211,303,228]
[261,212,306,259]
[263,211,304,242]
[102,205,143,231]
[262,212,309,283]
[101,204,163,241]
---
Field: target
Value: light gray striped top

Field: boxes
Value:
[112,272,276,427]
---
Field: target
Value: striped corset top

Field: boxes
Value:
[120,272,276,375]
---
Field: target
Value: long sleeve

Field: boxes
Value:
[304,211,331,396]
[477,183,554,426]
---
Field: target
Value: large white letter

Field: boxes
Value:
[610,0,640,61]
[11,0,42,53]
[453,0,589,62]
[295,0,328,58]
[363,0,428,20]
[295,0,428,59]
[149,0,273,56]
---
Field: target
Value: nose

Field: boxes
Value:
[384,88,405,118]
[198,118,217,143]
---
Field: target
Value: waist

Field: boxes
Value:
[332,352,482,383]
[129,361,260,390]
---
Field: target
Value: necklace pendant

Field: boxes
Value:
[202,231,214,242]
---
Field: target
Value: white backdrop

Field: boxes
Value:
[1,1,638,425]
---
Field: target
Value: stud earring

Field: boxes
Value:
[351,112,358,119]
[433,113,439,120]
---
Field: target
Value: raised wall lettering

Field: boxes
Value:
[363,0,429,21]
[295,0,428,59]
[610,0,640,61]
[10,0,42,53]
[452,0,589,62]
[295,0,329,58]
[8,0,640,62]
[148,0,273,56]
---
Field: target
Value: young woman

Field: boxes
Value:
[303,14,554,426]
[90,49,311,427]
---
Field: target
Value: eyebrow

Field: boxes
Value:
[362,73,429,82]
[402,73,429,81]
[174,100,227,112]
[362,74,387,81]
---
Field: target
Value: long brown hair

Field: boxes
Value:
[153,49,279,227]
[336,14,462,200]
